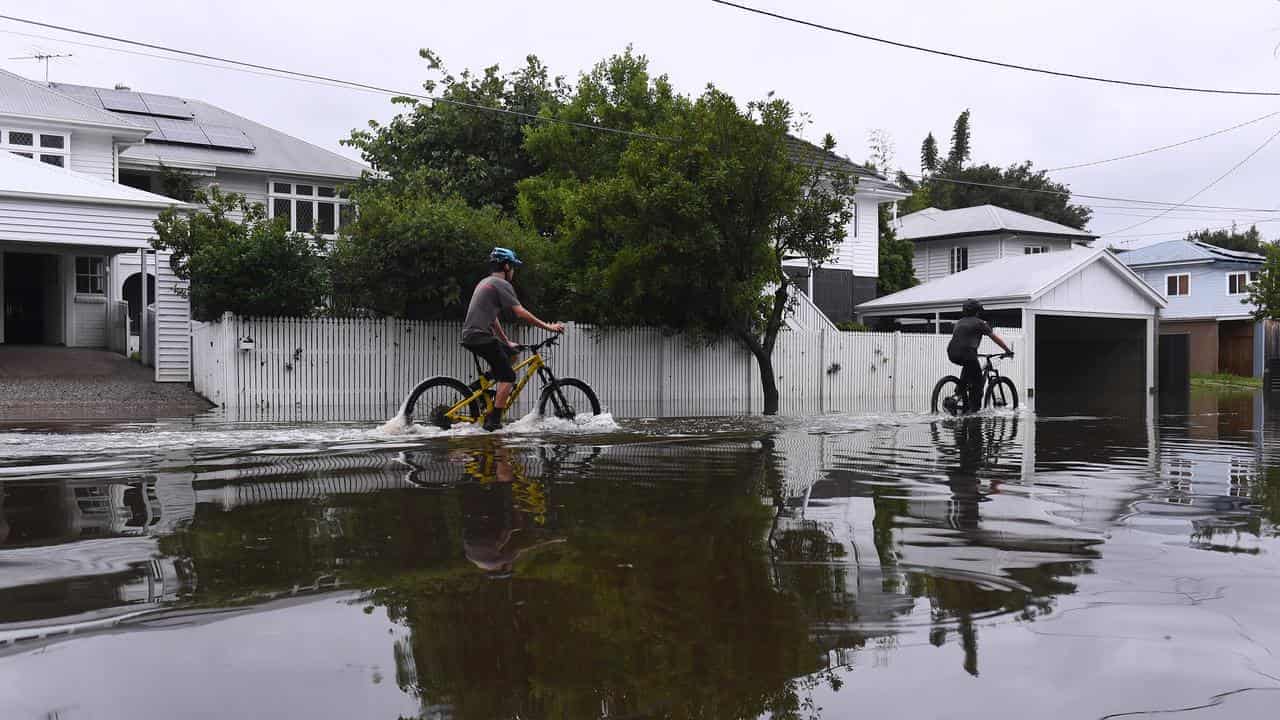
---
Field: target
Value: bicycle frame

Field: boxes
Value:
[443,349,563,425]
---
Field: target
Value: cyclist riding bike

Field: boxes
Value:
[462,248,564,431]
[946,299,1014,414]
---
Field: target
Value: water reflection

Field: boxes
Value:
[3,396,1280,718]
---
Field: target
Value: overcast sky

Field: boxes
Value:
[3,0,1280,247]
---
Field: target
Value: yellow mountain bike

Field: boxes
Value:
[400,335,600,430]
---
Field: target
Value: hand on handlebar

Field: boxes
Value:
[1002,351,1015,359]
[547,322,566,334]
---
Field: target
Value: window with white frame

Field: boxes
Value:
[75,256,106,295]
[1024,245,1049,255]
[269,180,352,235]
[1,127,69,167]
[1227,270,1259,295]
[1166,273,1190,297]
[950,246,969,274]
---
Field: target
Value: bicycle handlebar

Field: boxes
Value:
[980,352,1014,359]
[514,334,562,353]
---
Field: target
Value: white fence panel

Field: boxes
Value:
[190,316,1029,418]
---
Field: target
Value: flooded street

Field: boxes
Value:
[2,391,1279,719]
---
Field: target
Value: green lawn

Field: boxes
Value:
[1191,372,1262,390]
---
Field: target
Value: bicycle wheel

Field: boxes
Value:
[930,375,966,416]
[983,377,1019,412]
[538,378,601,420]
[403,377,481,430]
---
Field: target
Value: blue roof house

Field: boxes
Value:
[1119,239,1269,378]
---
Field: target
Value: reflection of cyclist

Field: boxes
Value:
[458,445,562,574]
[462,248,565,431]
[946,299,1013,414]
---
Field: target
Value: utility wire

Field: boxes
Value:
[1103,124,1280,239]
[7,13,1280,218]
[1043,110,1280,172]
[898,171,1280,213]
[1105,217,1280,241]
[710,0,1280,97]
[0,14,674,143]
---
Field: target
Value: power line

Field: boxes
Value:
[898,171,1280,213]
[1105,217,1280,241]
[1043,110,1280,172]
[7,13,1279,219]
[1103,124,1280,239]
[710,0,1280,97]
[0,14,674,143]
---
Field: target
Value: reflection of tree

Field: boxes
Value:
[155,440,840,719]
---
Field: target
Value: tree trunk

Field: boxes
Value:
[757,351,780,415]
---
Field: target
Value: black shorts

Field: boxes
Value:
[463,338,517,382]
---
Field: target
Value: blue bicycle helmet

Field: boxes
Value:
[489,247,523,266]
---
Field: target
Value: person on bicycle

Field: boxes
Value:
[462,247,565,431]
[947,299,1013,414]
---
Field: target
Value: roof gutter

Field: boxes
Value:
[0,111,150,136]
[0,189,194,211]
[857,293,1032,316]
[902,228,1097,243]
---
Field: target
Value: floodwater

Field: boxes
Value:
[1,390,1279,719]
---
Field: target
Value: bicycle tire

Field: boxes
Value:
[538,378,601,420]
[983,377,1019,412]
[403,376,482,430]
[931,375,966,415]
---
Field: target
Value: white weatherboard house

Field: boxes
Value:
[783,139,909,322]
[856,248,1167,415]
[0,69,366,381]
[897,205,1096,283]
[1118,239,1270,378]
[0,137,191,379]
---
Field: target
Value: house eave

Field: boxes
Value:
[0,110,151,137]
[118,153,366,182]
[0,189,192,211]
[857,294,1033,317]
[903,228,1097,244]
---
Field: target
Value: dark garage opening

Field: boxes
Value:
[3,252,59,345]
[1158,334,1190,415]
[1036,315,1147,416]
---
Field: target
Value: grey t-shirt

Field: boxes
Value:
[947,316,992,355]
[462,276,520,343]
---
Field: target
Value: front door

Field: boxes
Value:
[3,253,48,344]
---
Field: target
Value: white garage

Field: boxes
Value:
[856,248,1167,415]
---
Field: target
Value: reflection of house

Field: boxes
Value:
[1119,239,1270,377]
[897,205,1095,283]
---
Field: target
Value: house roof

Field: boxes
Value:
[897,204,1096,242]
[0,149,186,209]
[785,136,909,199]
[857,247,1166,314]
[45,81,368,180]
[0,70,150,133]
[1116,238,1265,267]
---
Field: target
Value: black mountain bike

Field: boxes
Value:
[930,353,1018,416]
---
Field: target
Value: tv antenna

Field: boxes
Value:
[9,52,72,82]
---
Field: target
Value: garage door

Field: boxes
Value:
[1035,315,1147,416]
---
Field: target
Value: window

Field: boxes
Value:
[1227,271,1259,295]
[1024,245,1049,255]
[950,246,969,274]
[76,256,106,295]
[2,127,69,166]
[1166,274,1190,297]
[268,180,351,236]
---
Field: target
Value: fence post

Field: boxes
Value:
[892,331,901,412]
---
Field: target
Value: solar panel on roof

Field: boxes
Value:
[96,88,149,114]
[152,117,209,145]
[199,123,255,151]
[139,93,194,119]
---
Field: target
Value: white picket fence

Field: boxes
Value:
[191,314,1025,419]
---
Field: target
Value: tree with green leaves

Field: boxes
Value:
[897,110,1092,229]
[152,187,328,321]
[920,132,939,175]
[877,205,915,294]
[1246,243,1280,321]
[343,50,566,213]
[329,190,550,320]
[1186,223,1265,254]
[518,49,856,414]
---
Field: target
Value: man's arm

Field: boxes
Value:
[513,305,565,334]
[989,330,1014,355]
[491,318,513,346]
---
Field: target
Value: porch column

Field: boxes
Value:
[139,248,148,363]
